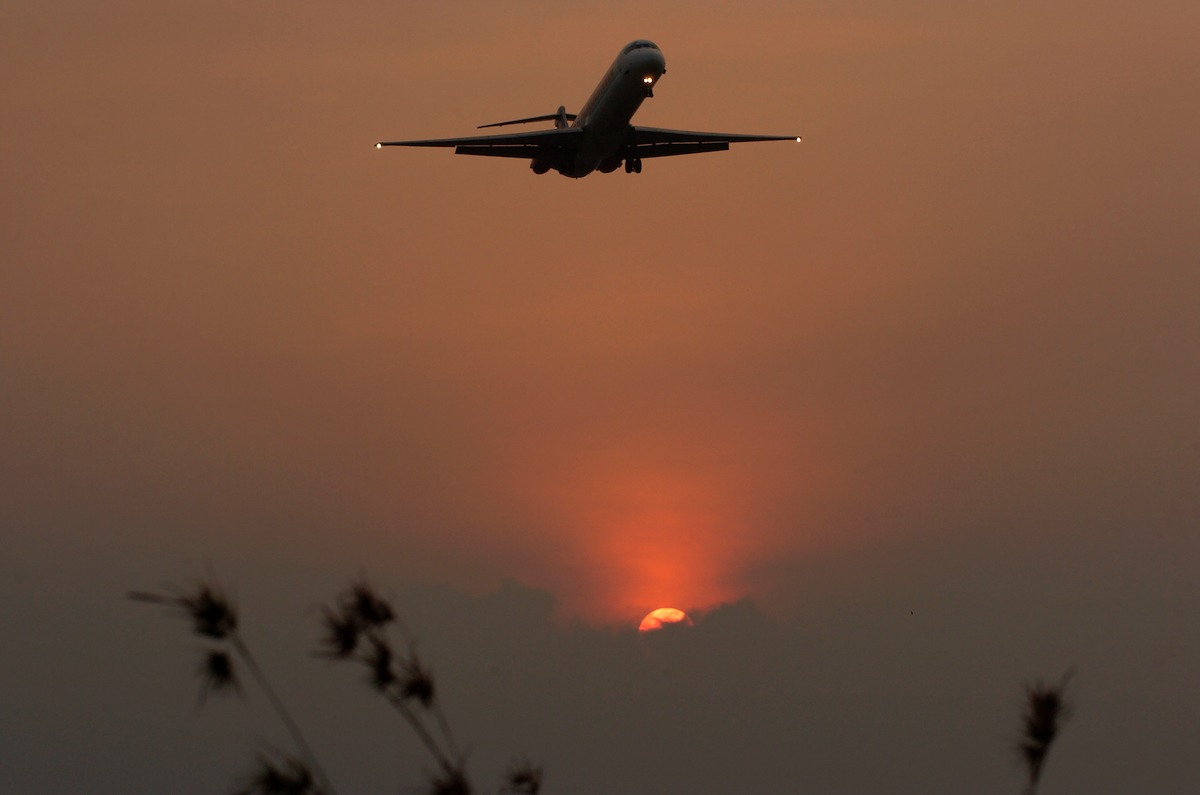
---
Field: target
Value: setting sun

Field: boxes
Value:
[638,607,693,632]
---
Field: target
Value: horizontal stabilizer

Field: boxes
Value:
[375,127,581,160]
[478,108,577,129]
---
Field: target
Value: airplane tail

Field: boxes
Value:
[478,106,577,130]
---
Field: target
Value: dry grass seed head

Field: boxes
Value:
[316,606,361,660]
[401,656,436,707]
[198,649,243,703]
[234,752,319,795]
[183,583,239,640]
[344,581,394,629]
[503,761,543,794]
[428,767,472,795]
[129,582,237,640]
[1018,669,1075,786]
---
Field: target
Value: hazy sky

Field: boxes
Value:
[3,2,1199,793]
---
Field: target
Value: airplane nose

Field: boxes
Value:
[632,49,666,79]
[637,54,666,93]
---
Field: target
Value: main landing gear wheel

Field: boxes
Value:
[624,158,643,174]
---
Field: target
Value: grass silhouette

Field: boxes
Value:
[131,577,542,795]
[1017,668,1074,795]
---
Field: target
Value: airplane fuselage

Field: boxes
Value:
[533,41,667,177]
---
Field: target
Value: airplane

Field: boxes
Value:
[375,40,800,178]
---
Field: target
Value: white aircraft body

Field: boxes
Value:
[375,40,800,178]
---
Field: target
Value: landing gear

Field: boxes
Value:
[624,157,643,174]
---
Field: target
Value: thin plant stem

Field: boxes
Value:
[230,634,337,795]
[432,703,461,762]
[382,689,457,774]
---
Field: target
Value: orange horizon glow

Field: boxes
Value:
[465,392,850,626]
[505,446,836,625]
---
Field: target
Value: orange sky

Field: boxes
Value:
[4,2,1200,792]
[4,1,1199,626]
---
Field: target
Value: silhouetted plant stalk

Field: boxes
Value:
[130,582,335,795]
[132,576,542,795]
[316,580,464,780]
[1018,668,1074,795]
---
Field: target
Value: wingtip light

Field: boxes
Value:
[375,142,382,149]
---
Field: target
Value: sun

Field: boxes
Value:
[638,607,693,632]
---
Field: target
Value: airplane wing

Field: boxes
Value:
[375,127,582,159]
[627,126,800,158]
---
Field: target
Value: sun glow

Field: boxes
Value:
[494,411,834,624]
[578,472,751,622]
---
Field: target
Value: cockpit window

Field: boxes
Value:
[621,40,659,55]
